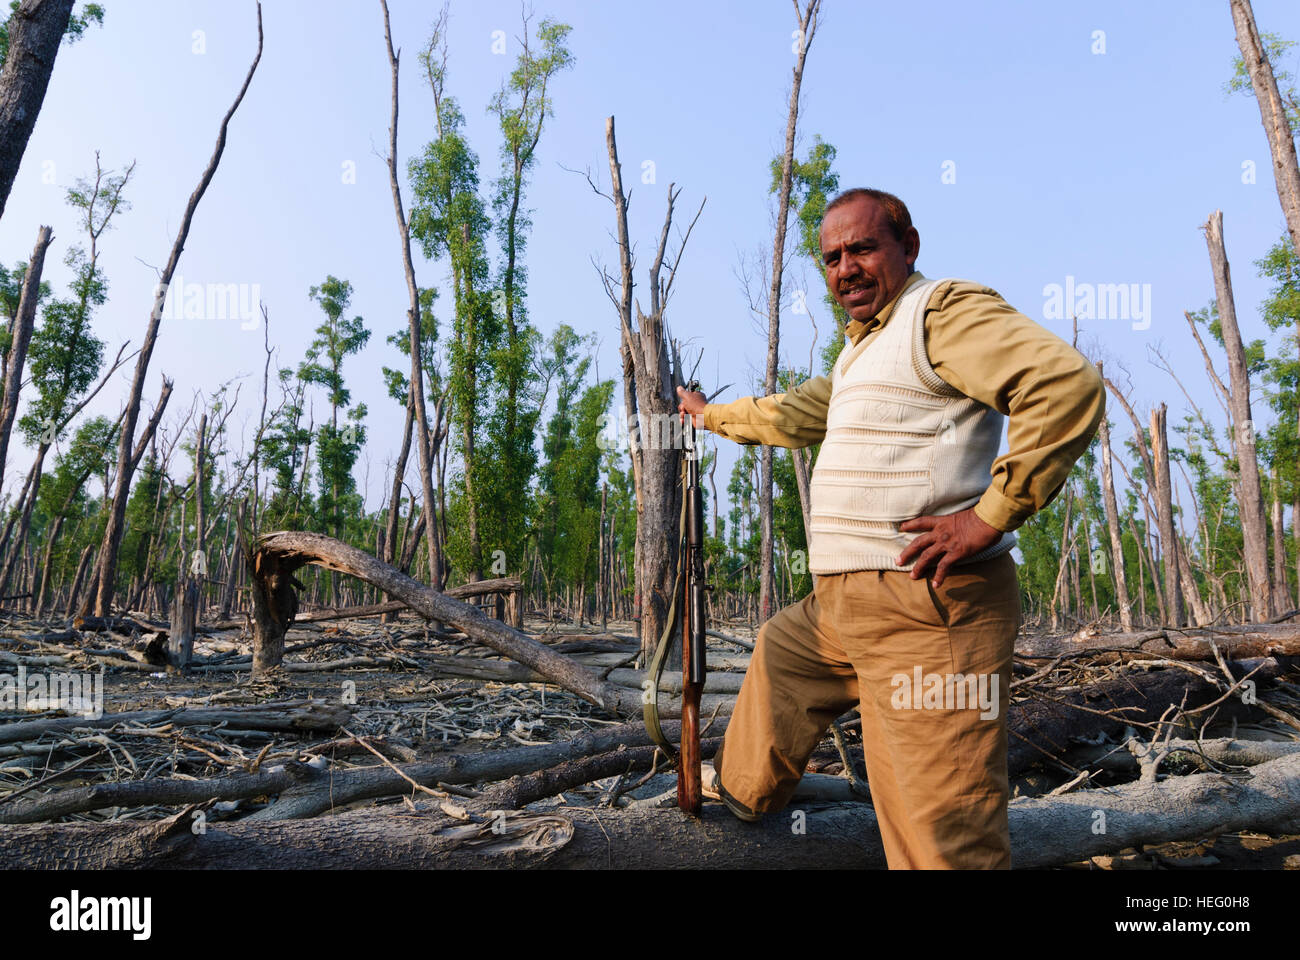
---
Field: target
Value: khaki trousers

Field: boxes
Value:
[712,553,1021,869]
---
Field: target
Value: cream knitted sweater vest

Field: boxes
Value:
[808,277,1017,574]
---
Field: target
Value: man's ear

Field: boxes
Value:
[904,227,920,267]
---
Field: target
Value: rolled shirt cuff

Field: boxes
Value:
[974,486,1034,533]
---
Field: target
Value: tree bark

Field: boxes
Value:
[381,0,441,600]
[601,116,703,660]
[1094,375,1133,631]
[1272,463,1288,600]
[759,0,821,626]
[0,225,51,481]
[167,576,197,671]
[1149,405,1185,626]
[1203,209,1277,620]
[217,498,246,620]
[1230,0,1300,259]
[381,381,415,621]
[0,0,74,223]
[90,4,262,617]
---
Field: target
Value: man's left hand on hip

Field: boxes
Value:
[897,507,1002,588]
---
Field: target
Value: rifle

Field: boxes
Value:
[644,378,709,815]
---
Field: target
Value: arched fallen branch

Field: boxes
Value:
[248,532,642,715]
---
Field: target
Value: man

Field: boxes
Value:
[675,188,1104,869]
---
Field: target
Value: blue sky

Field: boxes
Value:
[3,0,1299,518]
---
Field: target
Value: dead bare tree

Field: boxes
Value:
[0,0,75,222]
[1202,209,1278,620]
[1104,375,1186,625]
[0,225,51,481]
[592,116,704,658]
[1094,364,1133,631]
[1229,0,1300,258]
[89,3,263,616]
[1149,404,1185,627]
[381,0,443,600]
[757,0,821,625]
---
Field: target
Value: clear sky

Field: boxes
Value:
[3,0,1299,519]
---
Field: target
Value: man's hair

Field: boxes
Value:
[824,188,913,242]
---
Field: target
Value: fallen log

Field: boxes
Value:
[0,759,326,823]
[0,798,881,869]
[72,615,166,635]
[244,717,718,821]
[608,667,747,695]
[477,738,723,809]
[1068,736,1300,774]
[1009,750,1300,867]
[1017,622,1300,662]
[0,700,350,747]
[4,750,1299,868]
[192,654,420,674]
[250,532,642,715]
[706,629,754,652]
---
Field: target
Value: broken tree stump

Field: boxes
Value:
[167,575,199,672]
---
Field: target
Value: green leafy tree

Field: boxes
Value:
[777,135,846,374]
[485,15,573,578]
[299,276,369,543]
[409,25,499,580]
[261,366,315,530]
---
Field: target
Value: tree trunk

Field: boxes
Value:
[1150,405,1185,626]
[167,576,197,672]
[63,542,92,616]
[1049,486,1073,632]
[1230,0,1300,259]
[218,498,247,620]
[602,116,703,660]
[381,2,441,600]
[759,0,821,626]
[1293,489,1299,608]
[0,0,74,222]
[598,482,607,631]
[89,6,261,616]
[1095,380,1133,631]
[381,380,414,622]
[1272,463,1288,600]
[192,411,207,615]
[1203,209,1277,620]
[0,225,52,480]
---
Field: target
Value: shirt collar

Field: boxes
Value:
[844,270,928,346]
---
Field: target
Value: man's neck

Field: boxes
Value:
[845,271,927,345]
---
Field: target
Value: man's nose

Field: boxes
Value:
[832,252,860,283]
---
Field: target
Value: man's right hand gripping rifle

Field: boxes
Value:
[677,385,707,430]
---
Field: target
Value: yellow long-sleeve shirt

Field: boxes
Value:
[702,271,1105,533]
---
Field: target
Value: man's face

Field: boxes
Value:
[820,197,920,322]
